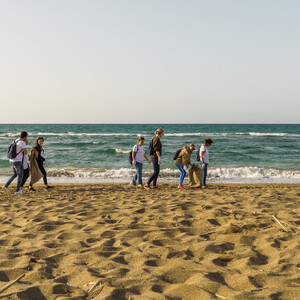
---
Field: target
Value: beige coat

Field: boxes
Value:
[29,148,44,185]
[175,146,193,167]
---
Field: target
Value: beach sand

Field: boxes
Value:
[0,183,299,299]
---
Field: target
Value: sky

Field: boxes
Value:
[0,0,299,123]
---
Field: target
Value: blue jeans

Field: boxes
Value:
[147,159,160,186]
[5,161,24,191]
[175,164,186,185]
[202,163,208,186]
[132,162,143,185]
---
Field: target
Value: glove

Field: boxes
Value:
[132,159,136,166]
[158,156,162,165]
[183,165,188,171]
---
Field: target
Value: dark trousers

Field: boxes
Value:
[21,168,29,187]
[147,159,160,186]
[202,163,208,186]
[30,162,48,186]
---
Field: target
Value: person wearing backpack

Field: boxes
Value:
[199,138,214,188]
[130,137,150,187]
[3,131,28,194]
[174,144,195,188]
[144,128,164,189]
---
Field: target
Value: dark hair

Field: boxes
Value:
[138,136,145,142]
[204,138,214,146]
[34,136,44,148]
[20,131,28,139]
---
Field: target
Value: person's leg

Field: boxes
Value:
[4,162,18,188]
[136,162,143,185]
[15,162,24,192]
[132,166,138,185]
[38,163,48,186]
[152,160,160,187]
[182,169,187,184]
[147,160,157,186]
[202,163,208,186]
[176,164,185,185]
[20,168,29,188]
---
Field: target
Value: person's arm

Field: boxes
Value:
[200,150,205,164]
[144,154,150,165]
[22,140,28,155]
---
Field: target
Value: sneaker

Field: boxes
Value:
[21,188,28,193]
[144,184,151,189]
[178,184,183,189]
[152,186,158,189]
[130,182,136,186]
[29,187,36,191]
[137,184,143,188]
[201,185,207,189]
[15,190,24,195]
[2,186,8,190]
[45,186,53,190]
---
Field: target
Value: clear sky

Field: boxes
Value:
[1,0,299,123]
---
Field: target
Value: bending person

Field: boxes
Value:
[175,144,195,188]
[29,137,53,191]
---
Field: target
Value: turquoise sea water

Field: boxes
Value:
[0,124,299,183]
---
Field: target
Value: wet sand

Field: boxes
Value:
[0,183,300,299]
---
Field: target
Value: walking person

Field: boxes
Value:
[3,131,28,194]
[131,137,151,187]
[20,138,30,192]
[29,137,53,191]
[144,128,164,189]
[174,144,195,188]
[200,138,214,188]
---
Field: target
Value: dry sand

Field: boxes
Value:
[0,183,299,299]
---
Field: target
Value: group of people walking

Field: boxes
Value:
[4,129,214,194]
[3,131,52,194]
[130,128,214,189]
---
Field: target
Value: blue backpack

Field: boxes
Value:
[195,149,201,162]
[7,139,22,159]
[148,139,154,155]
[172,149,182,160]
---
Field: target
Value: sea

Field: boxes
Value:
[0,124,299,184]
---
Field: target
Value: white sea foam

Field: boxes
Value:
[115,148,130,154]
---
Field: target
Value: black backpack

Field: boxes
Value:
[172,149,182,160]
[128,145,139,165]
[195,149,201,162]
[148,138,154,155]
[7,139,22,159]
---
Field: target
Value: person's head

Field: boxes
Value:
[20,131,28,140]
[35,136,44,148]
[154,128,164,138]
[137,136,145,146]
[188,143,195,152]
[204,138,214,147]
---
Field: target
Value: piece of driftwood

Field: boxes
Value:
[272,215,288,232]
[215,294,226,299]
[88,280,100,293]
[0,273,25,294]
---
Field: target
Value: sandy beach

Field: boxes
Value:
[0,183,299,299]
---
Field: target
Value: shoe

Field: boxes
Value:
[201,185,207,189]
[29,187,36,191]
[21,188,27,193]
[152,186,158,189]
[2,186,8,190]
[15,190,23,195]
[178,184,183,188]
[144,184,151,189]
[130,182,136,186]
[45,186,53,190]
[137,184,143,188]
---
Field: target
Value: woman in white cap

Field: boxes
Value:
[144,128,164,189]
